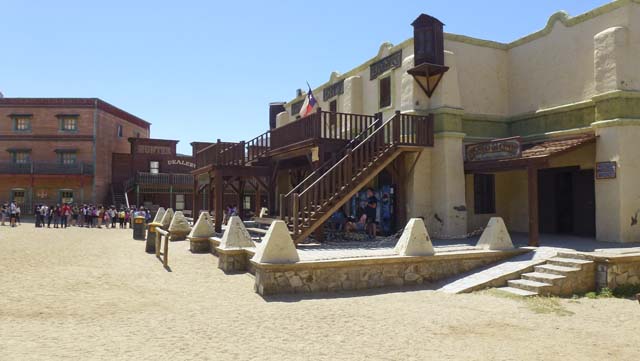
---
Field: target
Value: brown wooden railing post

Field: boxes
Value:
[279,193,285,219]
[393,110,401,144]
[292,193,299,235]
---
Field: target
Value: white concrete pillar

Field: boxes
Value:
[476,217,514,251]
[594,26,630,93]
[219,216,253,248]
[594,121,640,243]
[429,133,467,236]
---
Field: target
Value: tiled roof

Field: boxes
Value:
[520,135,596,159]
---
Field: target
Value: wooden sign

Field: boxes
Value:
[596,161,617,179]
[466,138,522,162]
[167,159,196,168]
[370,50,402,80]
[138,145,172,155]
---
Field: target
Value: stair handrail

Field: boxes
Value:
[284,112,382,198]
[297,111,399,198]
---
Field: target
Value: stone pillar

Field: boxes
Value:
[217,216,254,272]
[429,132,467,237]
[275,111,290,128]
[593,120,640,243]
[187,212,215,253]
[592,25,639,243]
[476,217,514,250]
[251,220,299,264]
[395,218,434,256]
[594,26,630,94]
[339,75,363,114]
[168,211,192,241]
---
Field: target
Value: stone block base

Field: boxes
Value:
[189,237,210,253]
[253,249,527,296]
[170,231,189,242]
[217,248,250,273]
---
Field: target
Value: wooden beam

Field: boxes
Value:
[527,165,540,247]
[214,173,224,233]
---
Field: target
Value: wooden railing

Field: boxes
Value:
[280,111,433,240]
[270,109,379,150]
[285,112,382,199]
[155,228,170,268]
[135,172,194,185]
[0,161,94,175]
[195,142,239,168]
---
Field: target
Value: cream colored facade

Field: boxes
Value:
[279,0,640,243]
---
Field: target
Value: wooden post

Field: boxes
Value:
[527,165,540,247]
[292,193,299,236]
[255,185,262,216]
[214,173,224,233]
[163,233,169,268]
[279,193,285,219]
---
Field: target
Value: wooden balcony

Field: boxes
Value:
[0,161,94,175]
[135,172,193,186]
[269,110,379,153]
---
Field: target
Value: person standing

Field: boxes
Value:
[46,205,54,228]
[9,201,17,227]
[365,188,378,239]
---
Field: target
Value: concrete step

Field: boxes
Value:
[495,287,538,297]
[547,257,593,268]
[535,264,581,275]
[556,252,593,261]
[508,279,553,293]
[522,272,566,284]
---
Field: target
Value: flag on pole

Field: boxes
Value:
[298,84,317,118]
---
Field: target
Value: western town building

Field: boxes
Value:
[194,0,640,244]
[0,97,196,213]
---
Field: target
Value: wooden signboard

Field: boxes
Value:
[466,137,522,162]
[596,161,617,179]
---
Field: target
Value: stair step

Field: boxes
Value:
[507,279,553,293]
[547,257,593,268]
[534,264,581,275]
[495,287,538,297]
[522,272,566,284]
[555,252,593,261]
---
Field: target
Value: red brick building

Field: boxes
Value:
[0,98,151,212]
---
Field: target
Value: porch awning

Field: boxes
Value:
[465,135,596,173]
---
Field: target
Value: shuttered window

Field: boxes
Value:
[474,174,496,214]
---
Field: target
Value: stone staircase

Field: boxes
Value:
[497,252,595,297]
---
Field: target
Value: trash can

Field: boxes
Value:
[146,222,161,253]
[133,216,146,240]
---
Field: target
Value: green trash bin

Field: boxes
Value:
[133,216,146,240]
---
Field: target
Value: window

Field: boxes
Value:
[243,195,251,210]
[379,76,391,108]
[329,100,337,126]
[117,125,123,138]
[11,190,25,207]
[59,151,77,165]
[149,161,160,174]
[13,117,31,132]
[175,194,185,211]
[135,132,141,138]
[59,116,78,131]
[12,151,30,164]
[474,174,496,214]
[60,190,74,204]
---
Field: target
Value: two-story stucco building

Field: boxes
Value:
[275,0,640,244]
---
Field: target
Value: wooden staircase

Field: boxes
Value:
[280,111,434,244]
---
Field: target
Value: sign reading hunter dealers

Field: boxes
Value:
[466,138,522,162]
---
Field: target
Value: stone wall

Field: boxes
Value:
[253,249,527,296]
[595,255,640,290]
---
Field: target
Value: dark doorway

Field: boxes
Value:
[538,167,595,237]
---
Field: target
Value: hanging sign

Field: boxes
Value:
[466,138,522,162]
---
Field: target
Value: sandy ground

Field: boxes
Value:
[1,222,639,361]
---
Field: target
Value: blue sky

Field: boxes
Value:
[1,0,610,154]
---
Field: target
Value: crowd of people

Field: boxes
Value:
[0,201,21,227]
[1,202,152,229]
